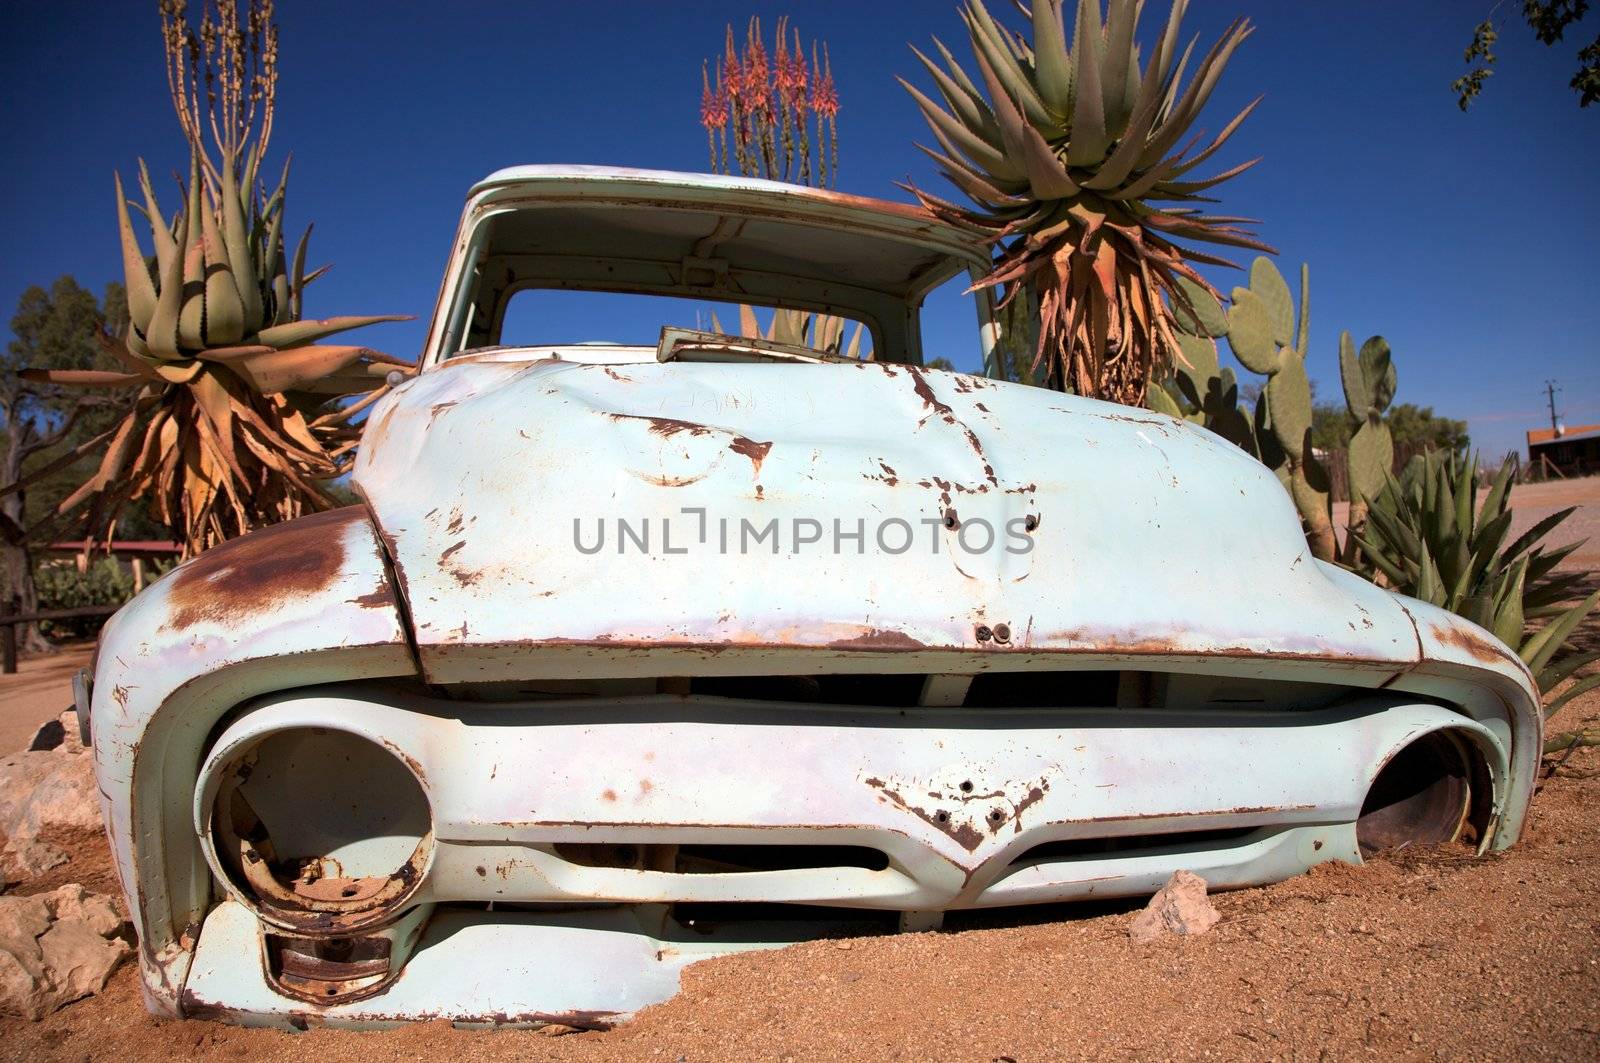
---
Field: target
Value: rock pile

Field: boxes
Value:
[0,711,101,882]
[0,883,131,1018]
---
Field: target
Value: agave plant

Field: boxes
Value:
[902,0,1272,404]
[1355,450,1600,734]
[24,0,409,555]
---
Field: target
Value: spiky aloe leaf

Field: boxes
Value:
[1525,589,1600,677]
[200,190,246,346]
[114,173,158,332]
[254,315,410,349]
[219,151,263,333]
[176,153,207,350]
[136,159,177,280]
[145,200,189,360]
[194,344,391,395]
[1030,0,1073,118]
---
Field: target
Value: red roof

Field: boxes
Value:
[42,540,181,555]
[1527,423,1600,447]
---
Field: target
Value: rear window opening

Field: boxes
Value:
[496,288,874,359]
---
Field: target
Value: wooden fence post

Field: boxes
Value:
[2,595,17,675]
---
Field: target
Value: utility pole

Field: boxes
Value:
[1544,379,1563,432]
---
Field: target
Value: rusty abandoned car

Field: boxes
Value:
[82,167,1541,1027]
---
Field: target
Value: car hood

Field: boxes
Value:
[353,356,1473,684]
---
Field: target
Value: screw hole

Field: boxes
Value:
[975,625,992,643]
[943,510,959,530]
[1024,514,1039,532]
[958,780,974,794]
[340,887,357,898]
[934,810,950,824]
[989,809,1005,822]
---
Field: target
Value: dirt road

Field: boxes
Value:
[0,643,90,753]
[1335,475,1600,572]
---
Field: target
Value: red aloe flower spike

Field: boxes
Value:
[785,26,809,106]
[773,16,792,105]
[744,17,770,111]
[723,24,742,101]
[699,60,727,131]
[812,42,838,119]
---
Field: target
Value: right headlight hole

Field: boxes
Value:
[209,728,432,932]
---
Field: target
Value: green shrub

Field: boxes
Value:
[32,556,169,638]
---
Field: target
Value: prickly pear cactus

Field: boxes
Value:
[1224,258,1337,561]
[1340,332,1396,509]
[1152,278,1260,457]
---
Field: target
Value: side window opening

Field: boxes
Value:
[919,269,992,374]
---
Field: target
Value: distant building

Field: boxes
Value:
[1527,423,1600,476]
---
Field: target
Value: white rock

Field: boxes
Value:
[1129,869,1221,943]
[0,748,100,879]
[0,884,130,1019]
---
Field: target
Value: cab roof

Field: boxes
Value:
[431,166,994,364]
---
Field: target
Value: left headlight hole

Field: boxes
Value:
[1356,729,1490,858]
[208,728,432,933]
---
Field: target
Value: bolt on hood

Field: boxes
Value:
[354,355,1426,682]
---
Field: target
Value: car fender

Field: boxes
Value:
[88,506,418,1013]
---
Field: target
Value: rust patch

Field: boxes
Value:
[608,413,713,438]
[345,574,394,611]
[827,629,927,651]
[632,470,708,488]
[865,776,984,852]
[1428,622,1516,667]
[728,436,773,477]
[601,367,633,382]
[601,789,618,802]
[164,507,362,630]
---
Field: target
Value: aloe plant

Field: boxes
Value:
[1355,451,1600,732]
[23,0,409,555]
[708,306,866,359]
[901,0,1272,404]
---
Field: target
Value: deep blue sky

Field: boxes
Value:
[3,1,1596,458]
